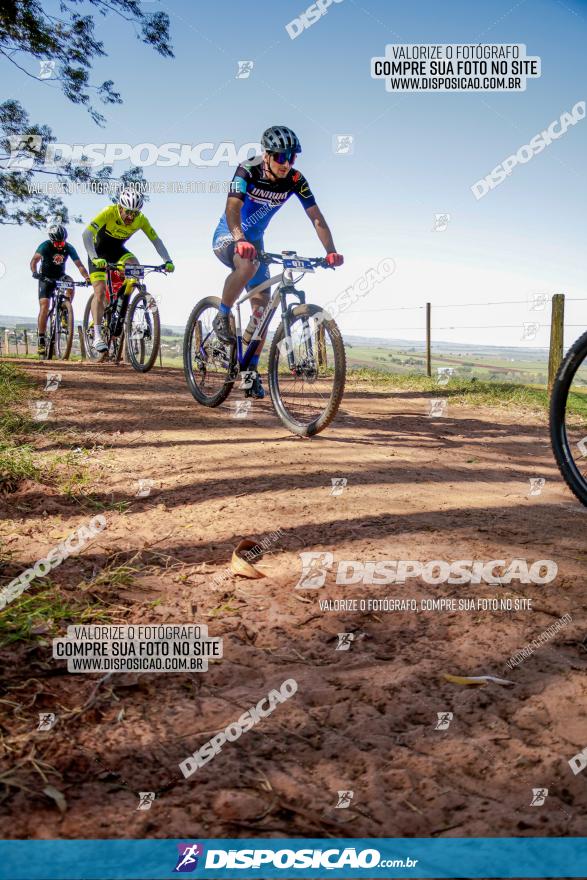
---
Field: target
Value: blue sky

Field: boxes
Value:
[1,0,587,348]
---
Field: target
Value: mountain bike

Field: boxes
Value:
[39,277,88,361]
[183,250,346,437]
[82,263,166,372]
[550,329,587,506]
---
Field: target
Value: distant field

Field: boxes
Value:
[5,325,587,389]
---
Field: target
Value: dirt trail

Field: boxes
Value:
[1,359,586,841]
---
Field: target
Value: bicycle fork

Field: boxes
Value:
[279,289,317,371]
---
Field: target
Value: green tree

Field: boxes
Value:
[0,0,173,226]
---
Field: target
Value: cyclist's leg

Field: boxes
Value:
[38,279,54,341]
[89,258,108,329]
[90,241,127,328]
[241,242,269,398]
[246,240,270,358]
[213,234,257,307]
[117,250,138,296]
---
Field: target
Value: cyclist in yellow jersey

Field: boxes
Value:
[82,188,175,352]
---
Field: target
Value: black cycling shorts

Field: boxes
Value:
[88,240,135,282]
[39,274,73,301]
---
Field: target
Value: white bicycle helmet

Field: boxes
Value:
[118,187,144,212]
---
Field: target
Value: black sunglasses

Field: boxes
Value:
[269,150,296,164]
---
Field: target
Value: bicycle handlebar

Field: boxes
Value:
[104,262,168,272]
[35,275,90,286]
[257,250,330,269]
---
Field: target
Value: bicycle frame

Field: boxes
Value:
[237,269,304,371]
[46,278,83,323]
[203,257,316,373]
[102,264,154,339]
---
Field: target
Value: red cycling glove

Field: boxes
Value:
[326,252,344,267]
[235,240,257,261]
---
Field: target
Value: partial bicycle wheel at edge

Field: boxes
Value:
[125,291,160,373]
[82,294,101,360]
[549,328,587,506]
[183,296,235,407]
[268,303,346,437]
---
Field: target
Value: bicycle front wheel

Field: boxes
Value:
[183,296,235,407]
[550,329,587,506]
[125,291,160,373]
[268,304,346,437]
[55,298,73,360]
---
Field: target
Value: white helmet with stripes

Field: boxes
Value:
[118,187,144,212]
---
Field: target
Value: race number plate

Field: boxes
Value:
[283,257,315,272]
[124,265,144,279]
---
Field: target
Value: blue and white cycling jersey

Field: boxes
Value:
[213,157,317,247]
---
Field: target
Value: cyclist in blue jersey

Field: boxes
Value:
[212,125,344,398]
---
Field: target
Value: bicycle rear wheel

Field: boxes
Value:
[183,296,235,407]
[268,303,346,437]
[125,291,159,372]
[550,329,587,506]
[55,298,73,360]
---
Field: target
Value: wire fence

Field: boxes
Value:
[0,326,85,359]
[1,294,584,387]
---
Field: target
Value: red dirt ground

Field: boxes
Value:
[1,359,586,850]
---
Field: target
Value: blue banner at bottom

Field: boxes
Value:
[0,837,584,879]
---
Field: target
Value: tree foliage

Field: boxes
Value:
[0,0,173,225]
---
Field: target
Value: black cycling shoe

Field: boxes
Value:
[213,311,235,345]
[245,374,265,400]
[37,335,46,357]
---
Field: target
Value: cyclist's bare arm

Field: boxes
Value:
[305,204,337,253]
[225,195,247,241]
[74,259,90,281]
[30,252,42,273]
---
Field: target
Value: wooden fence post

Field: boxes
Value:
[24,329,29,356]
[426,302,431,378]
[77,326,86,360]
[548,293,565,392]
[4,329,10,357]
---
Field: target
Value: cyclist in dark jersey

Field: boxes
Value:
[30,223,90,356]
[212,125,344,398]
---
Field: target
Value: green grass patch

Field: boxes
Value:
[345,370,558,415]
[0,584,113,648]
[0,362,37,439]
[0,363,44,491]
